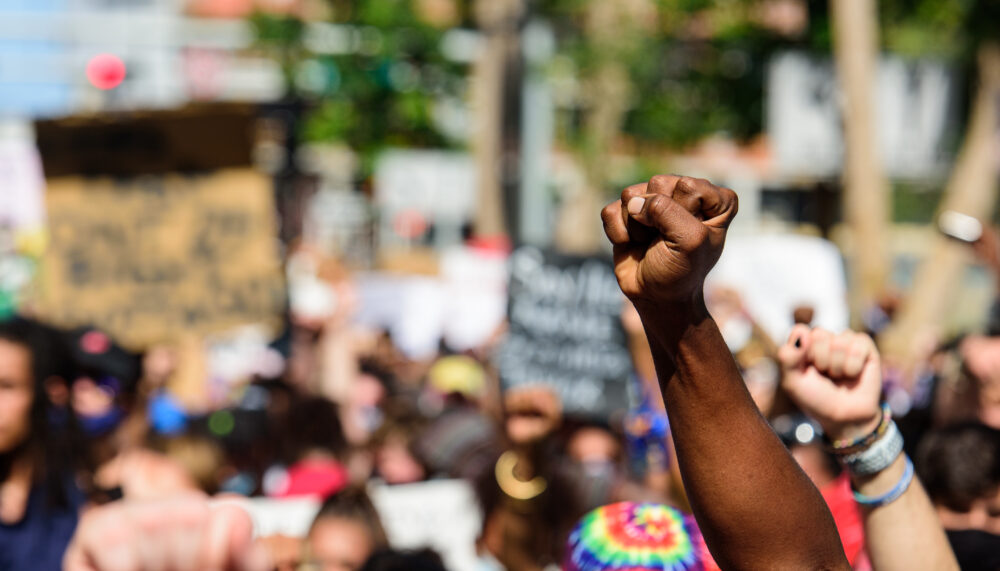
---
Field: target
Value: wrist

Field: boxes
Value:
[821,410,883,445]
[633,295,711,350]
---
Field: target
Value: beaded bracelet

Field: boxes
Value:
[842,419,904,476]
[825,402,892,455]
[853,455,914,508]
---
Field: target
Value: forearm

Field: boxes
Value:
[640,300,849,570]
[852,455,958,571]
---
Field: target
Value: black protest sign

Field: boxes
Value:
[497,247,632,418]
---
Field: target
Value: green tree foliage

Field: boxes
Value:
[250,1,469,177]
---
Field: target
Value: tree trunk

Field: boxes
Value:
[830,0,891,322]
[881,44,1000,365]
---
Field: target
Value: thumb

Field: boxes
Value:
[778,325,812,373]
[626,194,707,250]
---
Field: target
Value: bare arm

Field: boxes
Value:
[779,326,958,571]
[601,175,849,570]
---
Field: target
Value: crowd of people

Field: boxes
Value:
[2,174,1000,570]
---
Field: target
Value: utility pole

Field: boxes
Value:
[881,44,1000,365]
[472,0,524,240]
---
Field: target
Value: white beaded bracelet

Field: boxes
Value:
[841,419,904,476]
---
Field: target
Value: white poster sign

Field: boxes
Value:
[767,51,958,179]
[708,234,849,345]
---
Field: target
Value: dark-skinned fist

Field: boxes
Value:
[600,175,738,306]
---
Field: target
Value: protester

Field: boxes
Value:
[475,385,584,570]
[304,487,390,571]
[601,175,850,568]
[916,422,1000,569]
[18,171,988,571]
[779,325,959,570]
[62,494,269,571]
[563,501,717,571]
[0,317,89,570]
[359,548,447,571]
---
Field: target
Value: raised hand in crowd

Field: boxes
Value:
[63,494,270,571]
[601,175,850,570]
[779,326,959,571]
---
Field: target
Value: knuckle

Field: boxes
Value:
[726,187,739,209]
[622,183,647,200]
[644,194,671,218]
[600,203,617,222]
[674,176,701,196]
[647,174,677,193]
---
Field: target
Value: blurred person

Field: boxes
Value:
[341,360,391,448]
[414,401,501,482]
[267,396,350,498]
[413,354,503,481]
[303,486,390,571]
[62,493,269,571]
[359,548,446,571]
[779,325,958,570]
[63,486,389,571]
[928,334,1000,432]
[959,334,1000,428]
[420,353,487,415]
[65,327,162,501]
[134,344,189,438]
[475,385,584,571]
[601,175,849,568]
[157,433,228,495]
[968,221,1000,335]
[0,317,90,570]
[916,422,1000,570]
[562,501,718,571]
[67,327,142,441]
[566,423,621,509]
[564,421,663,509]
[369,411,429,485]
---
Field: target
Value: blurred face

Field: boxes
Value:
[568,427,619,464]
[937,486,1000,535]
[568,427,621,479]
[0,339,33,454]
[307,517,375,571]
[375,437,426,485]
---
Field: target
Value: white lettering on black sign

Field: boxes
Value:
[497,247,631,418]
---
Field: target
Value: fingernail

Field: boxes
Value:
[627,196,645,215]
[794,337,801,348]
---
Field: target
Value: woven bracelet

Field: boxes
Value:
[853,455,914,508]
[825,402,892,455]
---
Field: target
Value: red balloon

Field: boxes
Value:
[86,54,127,90]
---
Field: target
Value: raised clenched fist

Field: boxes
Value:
[778,326,883,442]
[600,175,738,307]
[63,494,270,571]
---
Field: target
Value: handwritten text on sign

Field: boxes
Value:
[36,170,285,349]
[497,247,631,417]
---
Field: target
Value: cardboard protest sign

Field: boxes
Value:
[497,246,632,418]
[34,169,285,349]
